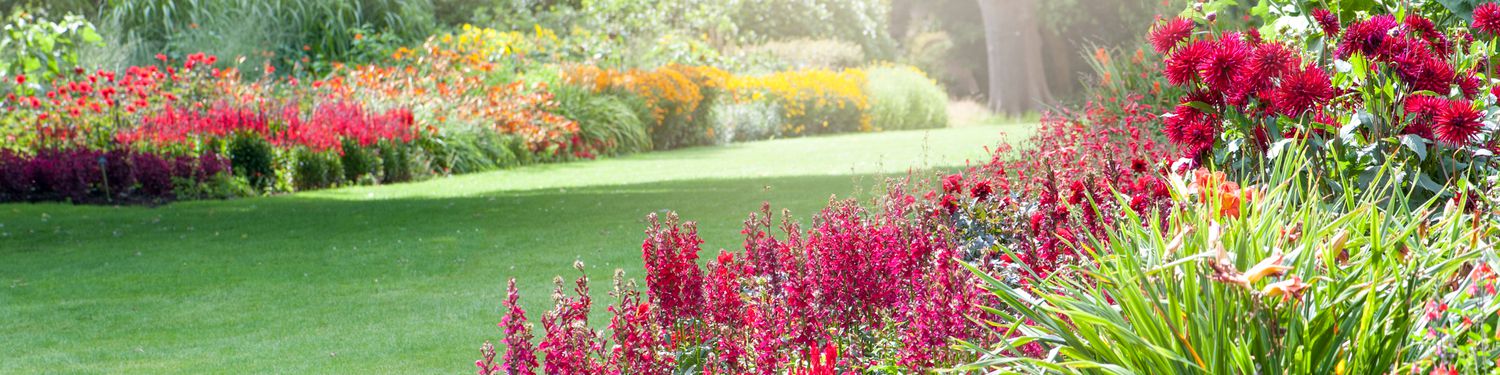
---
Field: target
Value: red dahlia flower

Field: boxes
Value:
[1165,104,1220,159]
[1150,17,1196,54]
[1474,3,1500,34]
[1394,50,1456,93]
[1313,9,1341,36]
[1273,64,1335,116]
[1165,39,1213,85]
[1338,15,1398,59]
[1433,99,1484,146]
[1251,44,1299,80]
[971,180,994,201]
[1405,15,1441,41]
[1197,36,1253,92]
[942,173,963,194]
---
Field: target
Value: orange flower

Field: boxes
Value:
[1261,276,1308,302]
[1189,168,1257,218]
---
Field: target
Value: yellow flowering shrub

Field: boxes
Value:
[728,68,870,135]
[431,24,561,65]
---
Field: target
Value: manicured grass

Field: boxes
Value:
[0,124,1029,373]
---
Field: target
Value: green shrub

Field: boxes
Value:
[228,134,276,190]
[340,139,379,183]
[0,11,103,91]
[292,149,343,191]
[864,65,948,130]
[378,141,414,183]
[172,173,254,200]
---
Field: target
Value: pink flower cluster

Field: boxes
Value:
[486,192,993,373]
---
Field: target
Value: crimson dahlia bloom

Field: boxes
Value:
[1338,15,1398,59]
[1393,49,1456,94]
[942,173,964,194]
[1198,36,1253,93]
[1474,3,1500,34]
[1164,104,1219,159]
[1405,15,1442,42]
[1433,99,1484,146]
[1165,39,1213,86]
[1273,65,1335,116]
[1250,44,1298,80]
[1313,9,1341,36]
[1149,17,1196,54]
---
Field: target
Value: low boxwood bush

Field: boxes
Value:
[864,65,949,130]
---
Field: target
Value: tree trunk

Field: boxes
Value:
[976,0,1054,115]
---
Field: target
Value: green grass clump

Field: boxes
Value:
[554,85,653,155]
[865,65,949,131]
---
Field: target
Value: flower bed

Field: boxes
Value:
[1,16,952,204]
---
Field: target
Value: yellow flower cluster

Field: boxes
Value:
[429,24,560,63]
[728,68,870,135]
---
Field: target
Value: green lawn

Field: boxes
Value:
[0,124,1029,373]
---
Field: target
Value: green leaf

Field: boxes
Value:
[1400,135,1427,160]
[1184,101,1218,115]
[1437,0,1480,22]
[1416,172,1443,193]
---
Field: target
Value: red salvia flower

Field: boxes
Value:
[499,279,539,375]
[1149,17,1196,54]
